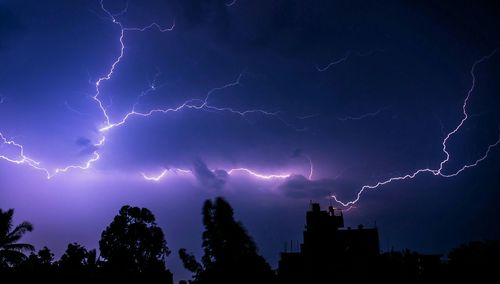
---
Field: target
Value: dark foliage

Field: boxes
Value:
[0,205,173,283]
[15,246,55,276]
[99,205,173,282]
[179,197,275,284]
[0,208,34,268]
[1,204,499,283]
[58,242,97,277]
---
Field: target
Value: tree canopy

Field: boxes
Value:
[99,205,171,280]
[180,197,275,284]
[58,242,97,276]
[0,208,34,268]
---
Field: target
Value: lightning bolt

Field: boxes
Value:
[332,48,500,207]
[1,0,498,199]
[0,0,303,181]
[304,154,314,180]
[142,168,193,181]
[140,144,318,182]
[225,0,238,7]
[95,2,291,134]
[227,168,290,179]
[98,72,285,133]
[0,133,105,179]
[344,205,357,212]
[64,101,91,117]
[92,0,175,129]
[137,70,164,100]
[0,0,174,179]
[338,106,391,122]
[142,169,170,182]
[297,113,321,120]
[142,167,291,182]
[316,49,384,72]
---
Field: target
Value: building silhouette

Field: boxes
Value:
[278,203,379,283]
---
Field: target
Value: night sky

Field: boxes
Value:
[1,0,500,281]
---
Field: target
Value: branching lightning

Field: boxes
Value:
[98,72,284,133]
[0,0,498,206]
[344,205,357,212]
[304,154,314,180]
[142,169,169,181]
[0,132,105,179]
[338,106,391,122]
[142,167,291,182]
[0,0,303,181]
[332,48,500,207]
[0,0,174,179]
[92,0,175,130]
[316,49,384,72]
[297,113,321,120]
[227,168,290,179]
[64,101,91,117]
[225,0,238,7]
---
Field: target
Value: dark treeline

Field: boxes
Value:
[0,206,173,282]
[1,199,500,283]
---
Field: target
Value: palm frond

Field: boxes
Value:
[0,209,34,256]
[0,249,28,266]
[0,209,14,237]
[2,243,35,252]
[7,221,33,240]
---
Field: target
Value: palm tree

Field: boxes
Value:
[0,208,34,267]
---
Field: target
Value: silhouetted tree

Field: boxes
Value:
[0,209,34,268]
[15,246,55,277]
[179,197,275,284]
[58,242,97,277]
[36,246,55,266]
[179,248,202,275]
[99,205,172,282]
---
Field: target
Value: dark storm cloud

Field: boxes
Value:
[76,137,98,156]
[1,1,500,281]
[75,137,91,146]
[173,0,230,34]
[409,1,500,45]
[244,0,390,57]
[291,148,303,158]
[279,175,356,200]
[213,169,229,179]
[0,4,22,50]
[171,0,383,56]
[192,158,227,189]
